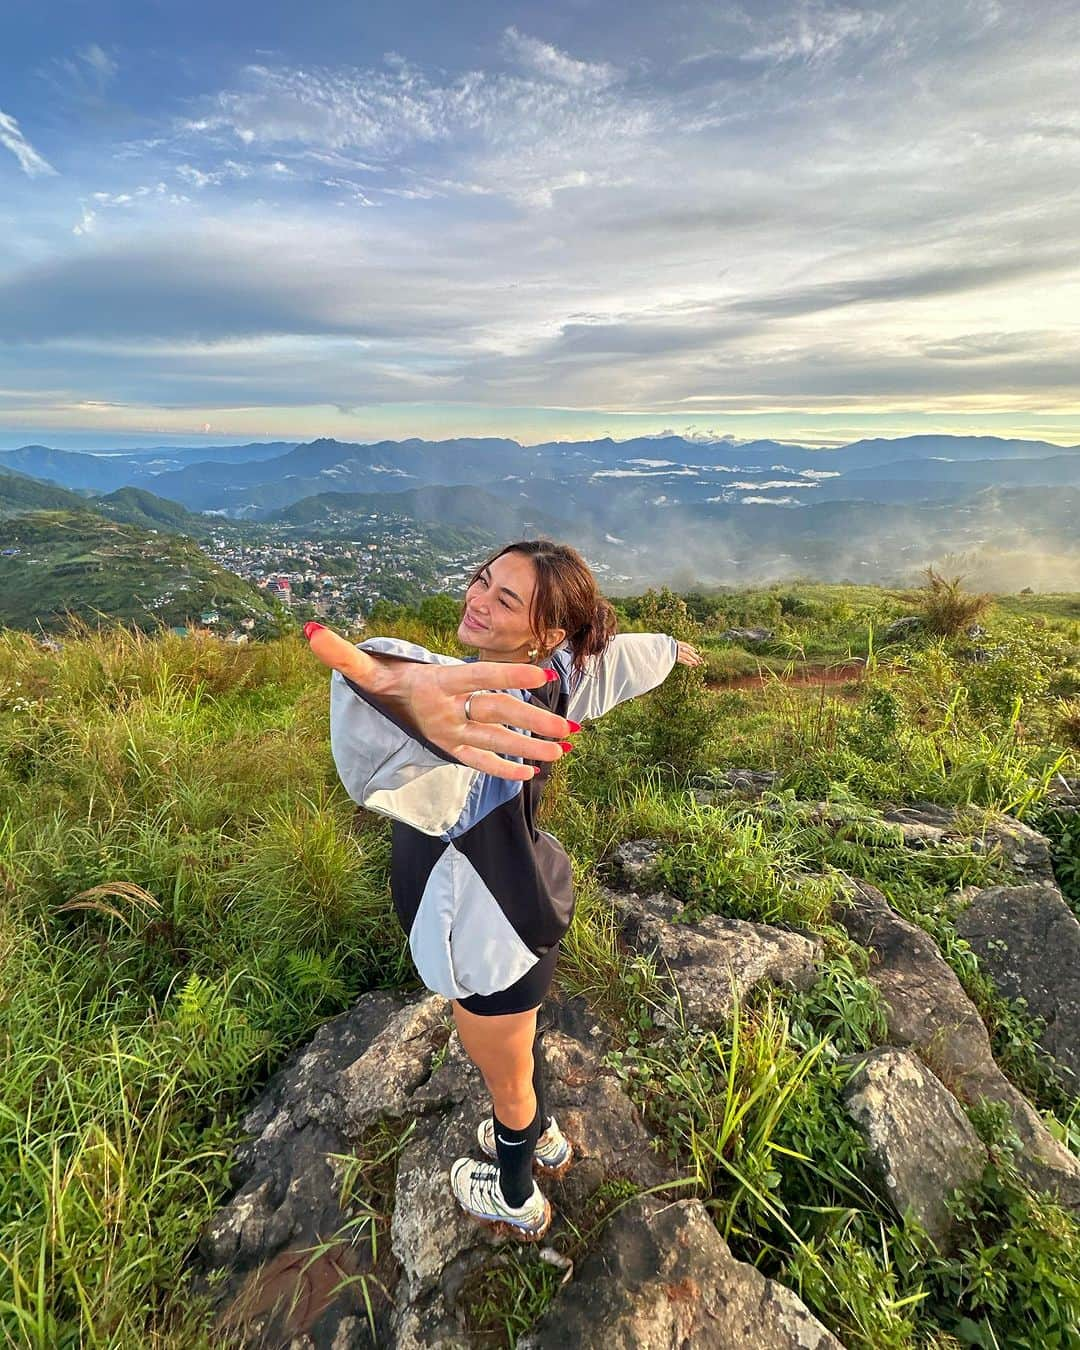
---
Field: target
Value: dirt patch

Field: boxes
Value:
[711,662,868,692]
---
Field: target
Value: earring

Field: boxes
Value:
[528,646,539,660]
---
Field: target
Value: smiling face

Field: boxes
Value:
[457,550,565,663]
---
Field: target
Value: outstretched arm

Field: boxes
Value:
[304,622,581,837]
[305,621,577,780]
[562,632,704,724]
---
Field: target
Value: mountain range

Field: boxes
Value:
[2,432,1078,591]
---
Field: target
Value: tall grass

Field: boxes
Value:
[2,588,1079,1347]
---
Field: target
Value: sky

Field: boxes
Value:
[2,0,1080,452]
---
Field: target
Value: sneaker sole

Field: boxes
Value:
[452,1191,554,1243]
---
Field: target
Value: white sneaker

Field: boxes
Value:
[449,1157,553,1241]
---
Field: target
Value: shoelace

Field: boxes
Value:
[469,1161,537,1216]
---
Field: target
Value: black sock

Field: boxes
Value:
[493,1106,541,1208]
[532,1031,552,1136]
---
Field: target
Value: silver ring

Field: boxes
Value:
[463,692,479,722]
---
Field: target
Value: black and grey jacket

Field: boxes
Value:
[328,632,679,1000]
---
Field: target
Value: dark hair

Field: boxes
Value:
[462,538,617,674]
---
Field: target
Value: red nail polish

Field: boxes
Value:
[566,720,582,733]
[533,766,541,776]
[559,741,573,753]
[544,669,559,682]
[303,621,325,640]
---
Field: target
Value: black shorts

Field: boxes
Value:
[454,942,560,1016]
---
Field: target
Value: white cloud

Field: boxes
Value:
[80,43,118,85]
[5,1,1080,434]
[742,4,888,66]
[501,27,620,88]
[0,108,57,177]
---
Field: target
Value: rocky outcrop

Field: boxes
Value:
[843,1048,987,1250]
[691,768,782,806]
[608,838,665,889]
[520,1196,842,1350]
[834,878,1080,1209]
[956,883,1080,1088]
[879,801,1057,883]
[880,802,955,847]
[197,984,840,1348]
[970,816,1057,883]
[717,627,775,644]
[883,616,923,642]
[607,885,823,1031]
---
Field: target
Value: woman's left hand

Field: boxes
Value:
[675,640,705,667]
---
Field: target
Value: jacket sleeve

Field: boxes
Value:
[560,632,680,723]
[328,636,482,837]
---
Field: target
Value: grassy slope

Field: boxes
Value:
[0,584,1078,1346]
[0,467,95,514]
[0,510,280,633]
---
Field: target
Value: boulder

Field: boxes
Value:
[608,886,823,1031]
[197,981,840,1347]
[970,815,1056,883]
[883,617,923,642]
[879,803,954,848]
[691,768,782,806]
[878,804,1057,884]
[519,1196,843,1350]
[843,1048,987,1249]
[956,883,1080,1087]
[834,878,1080,1209]
[717,627,774,644]
[607,839,665,889]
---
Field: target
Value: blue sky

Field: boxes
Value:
[3,0,1080,450]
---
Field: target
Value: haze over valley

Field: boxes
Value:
[2,430,1079,633]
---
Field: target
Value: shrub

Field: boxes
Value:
[1053,697,1080,749]
[912,567,994,637]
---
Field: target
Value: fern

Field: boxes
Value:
[168,972,269,1092]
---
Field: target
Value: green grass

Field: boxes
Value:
[1,580,1079,1347]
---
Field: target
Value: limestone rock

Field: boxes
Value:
[970,815,1056,883]
[196,985,711,1347]
[608,886,823,1031]
[843,1048,987,1249]
[834,878,1080,1209]
[879,803,951,848]
[883,616,923,642]
[198,964,847,1346]
[691,768,781,805]
[956,883,1080,1087]
[519,1196,842,1350]
[608,839,665,889]
[717,627,775,644]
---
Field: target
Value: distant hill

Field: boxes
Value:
[0,441,300,493]
[94,486,222,536]
[0,511,283,635]
[839,453,1080,487]
[266,483,568,538]
[1,469,220,538]
[0,468,94,515]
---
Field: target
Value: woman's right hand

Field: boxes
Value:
[303,622,579,781]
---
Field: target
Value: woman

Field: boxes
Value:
[304,539,703,1242]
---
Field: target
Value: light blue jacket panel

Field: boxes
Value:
[327,630,679,835]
